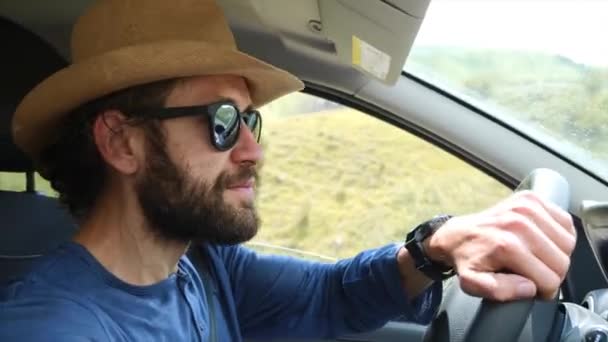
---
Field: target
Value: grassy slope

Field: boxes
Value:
[407,47,608,162]
[253,107,509,259]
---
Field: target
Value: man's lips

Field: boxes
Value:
[226,179,255,190]
[226,179,255,201]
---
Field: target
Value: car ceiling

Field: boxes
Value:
[0,0,425,97]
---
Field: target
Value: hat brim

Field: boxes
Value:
[13,40,304,161]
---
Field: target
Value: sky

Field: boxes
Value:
[414,0,608,66]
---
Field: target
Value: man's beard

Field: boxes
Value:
[135,139,259,245]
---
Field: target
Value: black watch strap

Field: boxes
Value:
[405,215,455,281]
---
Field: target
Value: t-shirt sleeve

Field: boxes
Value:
[0,296,109,341]
[218,243,442,339]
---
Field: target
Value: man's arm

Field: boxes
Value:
[218,243,441,339]
[217,191,576,339]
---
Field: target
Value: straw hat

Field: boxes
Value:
[12,0,304,161]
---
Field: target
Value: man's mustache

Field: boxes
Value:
[220,165,258,189]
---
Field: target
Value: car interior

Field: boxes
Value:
[3,0,608,341]
[0,16,77,283]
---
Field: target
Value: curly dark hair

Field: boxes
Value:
[39,78,181,221]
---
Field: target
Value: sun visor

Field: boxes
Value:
[318,0,430,85]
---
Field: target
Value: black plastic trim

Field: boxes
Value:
[547,305,566,342]
[25,172,35,193]
[562,216,608,303]
[547,302,566,342]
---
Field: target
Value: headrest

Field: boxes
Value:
[0,17,67,172]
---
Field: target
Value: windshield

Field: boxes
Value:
[404,0,608,179]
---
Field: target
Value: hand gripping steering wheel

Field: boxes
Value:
[424,169,570,342]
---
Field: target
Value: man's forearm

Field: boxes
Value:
[225,244,434,338]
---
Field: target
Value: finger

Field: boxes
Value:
[543,200,576,236]
[490,233,562,299]
[511,192,576,254]
[459,270,536,301]
[499,212,571,279]
[519,191,575,237]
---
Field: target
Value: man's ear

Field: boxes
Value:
[92,110,145,175]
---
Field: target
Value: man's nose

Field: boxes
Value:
[230,120,263,165]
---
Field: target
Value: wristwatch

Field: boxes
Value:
[405,214,456,281]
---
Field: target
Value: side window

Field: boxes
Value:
[250,92,511,261]
[0,172,55,195]
[0,172,24,192]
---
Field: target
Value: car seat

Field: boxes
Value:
[0,17,75,284]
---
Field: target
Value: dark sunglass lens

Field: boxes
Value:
[213,104,240,148]
[243,111,261,142]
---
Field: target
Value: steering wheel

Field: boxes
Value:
[424,169,571,342]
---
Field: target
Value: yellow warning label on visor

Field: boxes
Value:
[351,35,391,81]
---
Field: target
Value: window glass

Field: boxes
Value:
[0,172,25,192]
[250,92,510,260]
[405,0,608,179]
[0,172,55,196]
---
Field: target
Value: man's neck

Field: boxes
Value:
[73,185,189,286]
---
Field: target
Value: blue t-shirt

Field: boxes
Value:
[0,242,441,341]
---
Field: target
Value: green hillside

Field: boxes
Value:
[407,47,608,160]
[253,106,509,259]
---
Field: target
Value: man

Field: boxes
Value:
[0,0,575,341]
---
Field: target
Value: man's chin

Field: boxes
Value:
[206,223,259,246]
[224,189,256,208]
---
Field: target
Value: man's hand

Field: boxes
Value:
[424,191,576,301]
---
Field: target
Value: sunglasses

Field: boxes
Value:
[135,100,262,151]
